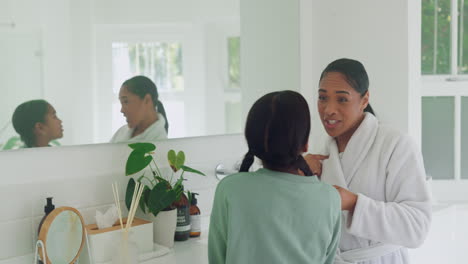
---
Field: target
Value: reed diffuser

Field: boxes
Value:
[112,181,145,264]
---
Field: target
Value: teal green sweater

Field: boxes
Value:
[208,168,341,264]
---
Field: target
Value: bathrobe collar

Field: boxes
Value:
[322,112,379,188]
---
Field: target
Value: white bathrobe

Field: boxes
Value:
[320,113,431,264]
[110,113,168,143]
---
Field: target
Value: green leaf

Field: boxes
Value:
[167,150,176,165]
[180,165,206,176]
[176,151,186,167]
[128,142,156,152]
[50,139,61,146]
[167,150,185,172]
[137,174,145,183]
[139,186,150,214]
[155,176,171,189]
[126,151,153,176]
[187,190,192,205]
[147,182,177,217]
[125,178,136,211]
[172,177,184,201]
[2,136,21,150]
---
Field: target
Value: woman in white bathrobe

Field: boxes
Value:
[305,58,431,264]
[111,75,169,143]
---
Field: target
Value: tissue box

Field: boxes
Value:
[81,217,153,264]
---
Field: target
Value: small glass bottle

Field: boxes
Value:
[189,193,201,237]
[38,197,55,234]
[174,190,191,241]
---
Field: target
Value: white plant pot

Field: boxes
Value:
[148,209,177,248]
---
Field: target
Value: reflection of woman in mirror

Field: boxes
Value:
[12,99,63,148]
[111,75,169,143]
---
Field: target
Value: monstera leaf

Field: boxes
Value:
[126,143,156,176]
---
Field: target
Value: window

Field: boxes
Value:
[422,0,468,75]
[111,42,185,138]
[422,0,468,180]
[112,42,183,93]
[225,36,241,134]
[227,36,240,90]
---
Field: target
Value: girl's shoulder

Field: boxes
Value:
[317,181,341,205]
[217,171,255,185]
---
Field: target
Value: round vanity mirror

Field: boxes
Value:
[38,207,85,264]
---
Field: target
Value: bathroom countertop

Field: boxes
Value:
[139,203,457,264]
[141,232,209,264]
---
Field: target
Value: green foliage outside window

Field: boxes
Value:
[228,37,241,90]
[422,0,452,74]
[422,0,468,74]
[459,0,468,73]
[127,43,184,91]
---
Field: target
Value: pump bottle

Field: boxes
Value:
[189,193,201,237]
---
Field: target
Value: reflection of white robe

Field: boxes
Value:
[110,114,168,143]
[321,113,431,264]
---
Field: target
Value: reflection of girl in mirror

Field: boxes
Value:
[111,75,169,143]
[12,99,63,148]
[208,91,341,263]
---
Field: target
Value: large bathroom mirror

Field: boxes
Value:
[0,0,241,149]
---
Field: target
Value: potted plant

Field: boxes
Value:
[124,142,205,247]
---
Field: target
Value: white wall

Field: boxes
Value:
[300,0,422,150]
[240,0,422,152]
[92,0,239,24]
[240,0,301,124]
[0,134,246,262]
[1,0,93,146]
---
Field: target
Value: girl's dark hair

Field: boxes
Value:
[12,99,49,148]
[239,90,313,176]
[319,58,374,115]
[122,75,169,133]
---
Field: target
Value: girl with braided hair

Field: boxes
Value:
[208,90,341,264]
[12,99,63,148]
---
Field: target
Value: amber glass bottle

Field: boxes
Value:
[189,193,201,237]
[174,190,191,241]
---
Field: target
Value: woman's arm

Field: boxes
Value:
[346,135,432,248]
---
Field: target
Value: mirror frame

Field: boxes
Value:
[38,206,85,264]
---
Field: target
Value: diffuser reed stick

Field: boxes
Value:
[112,182,124,229]
[125,181,145,232]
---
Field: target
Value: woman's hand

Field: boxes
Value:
[333,185,358,212]
[303,154,329,176]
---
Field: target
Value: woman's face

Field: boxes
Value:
[317,72,368,139]
[42,104,63,140]
[119,86,151,128]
